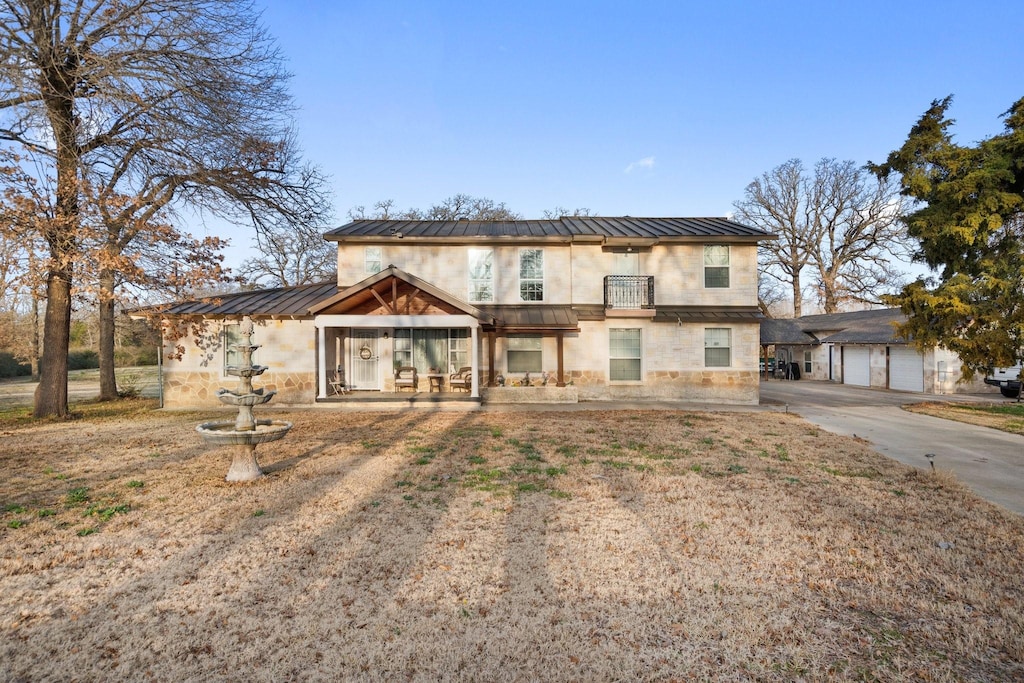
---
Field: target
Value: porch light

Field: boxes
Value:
[383,332,389,340]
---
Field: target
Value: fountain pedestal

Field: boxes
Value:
[196,317,292,481]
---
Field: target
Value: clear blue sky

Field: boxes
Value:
[221,0,1023,266]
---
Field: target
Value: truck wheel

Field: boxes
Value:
[1000,386,1021,399]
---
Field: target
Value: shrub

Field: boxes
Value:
[0,352,31,379]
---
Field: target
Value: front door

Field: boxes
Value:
[351,329,380,390]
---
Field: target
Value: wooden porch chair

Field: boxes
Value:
[329,368,349,395]
[394,366,418,391]
[449,366,472,392]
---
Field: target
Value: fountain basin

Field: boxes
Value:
[216,388,277,407]
[226,365,268,378]
[196,419,293,446]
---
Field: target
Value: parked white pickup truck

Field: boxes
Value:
[985,364,1022,399]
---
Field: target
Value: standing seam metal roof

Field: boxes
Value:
[324,217,773,240]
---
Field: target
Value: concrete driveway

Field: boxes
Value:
[761,379,1024,516]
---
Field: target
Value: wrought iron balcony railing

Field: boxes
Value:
[604,275,655,309]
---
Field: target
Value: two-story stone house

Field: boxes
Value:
[154,217,774,406]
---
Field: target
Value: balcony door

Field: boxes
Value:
[611,251,639,275]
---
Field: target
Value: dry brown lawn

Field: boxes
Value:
[904,401,1024,436]
[1,401,1023,681]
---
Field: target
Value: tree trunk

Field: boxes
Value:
[98,268,118,401]
[34,81,78,418]
[792,271,803,317]
[33,267,71,418]
[31,294,40,380]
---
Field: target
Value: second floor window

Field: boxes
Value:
[704,245,730,288]
[365,247,382,274]
[468,248,493,302]
[519,249,544,301]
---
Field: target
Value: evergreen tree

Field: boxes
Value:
[870,96,1024,376]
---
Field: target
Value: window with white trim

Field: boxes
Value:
[223,323,255,375]
[704,245,730,288]
[365,246,382,274]
[468,248,494,302]
[804,350,813,374]
[507,335,542,373]
[609,328,642,381]
[704,328,731,367]
[519,248,544,301]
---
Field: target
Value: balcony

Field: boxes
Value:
[604,275,655,312]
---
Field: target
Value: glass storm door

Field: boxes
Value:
[351,330,380,390]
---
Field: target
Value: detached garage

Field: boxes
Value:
[761,308,999,396]
[888,346,924,393]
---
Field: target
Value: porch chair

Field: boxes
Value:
[329,368,349,395]
[449,366,472,392]
[394,366,419,392]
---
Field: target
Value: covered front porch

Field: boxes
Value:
[310,266,495,401]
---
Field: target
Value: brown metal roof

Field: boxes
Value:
[150,281,339,318]
[325,217,774,242]
[652,306,763,324]
[477,305,579,331]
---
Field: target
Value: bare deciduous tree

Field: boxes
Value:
[734,158,908,316]
[0,0,330,415]
[238,218,337,288]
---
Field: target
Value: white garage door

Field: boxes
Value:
[843,346,870,386]
[889,346,925,392]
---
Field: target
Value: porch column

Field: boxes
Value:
[470,323,480,398]
[487,331,496,386]
[556,332,566,387]
[316,325,328,399]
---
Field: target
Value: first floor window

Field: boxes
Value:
[704,328,731,367]
[507,335,542,373]
[393,329,412,368]
[804,350,813,374]
[365,247,382,274]
[704,244,730,288]
[469,248,494,302]
[393,329,469,373]
[609,328,642,381]
[223,323,254,373]
[449,329,468,372]
[519,248,544,301]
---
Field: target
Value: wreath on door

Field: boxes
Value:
[359,345,373,360]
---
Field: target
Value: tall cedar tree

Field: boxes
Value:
[0,1,329,414]
[870,96,1024,377]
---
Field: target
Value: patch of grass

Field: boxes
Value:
[548,489,572,500]
[127,480,144,489]
[7,519,26,529]
[77,527,98,536]
[85,503,130,522]
[467,454,487,465]
[37,508,56,517]
[65,487,90,505]
[544,466,567,477]
[4,503,27,514]
[904,402,1024,436]
[820,464,882,479]
[395,480,413,488]
[726,464,748,475]
[555,445,578,457]
[489,426,503,438]
[253,509,266,517]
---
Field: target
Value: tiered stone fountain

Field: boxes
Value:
[196,316,292,482]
